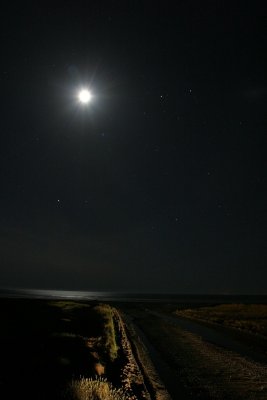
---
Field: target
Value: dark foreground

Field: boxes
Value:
[1,296,267,399]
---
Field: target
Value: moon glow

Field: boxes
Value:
[78,89,92,104]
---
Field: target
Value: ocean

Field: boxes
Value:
[1,287,267,304]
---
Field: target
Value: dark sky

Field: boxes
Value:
[0,2,266,293]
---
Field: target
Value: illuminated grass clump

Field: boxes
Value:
[65,377,129,400]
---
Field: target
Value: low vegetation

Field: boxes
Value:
[64,377,129,400]
[95,304,119,362]
[175,303,267,337]
[0,299,155,399]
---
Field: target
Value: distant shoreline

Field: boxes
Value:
[1,288,267,304]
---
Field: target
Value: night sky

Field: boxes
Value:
[0,2,266,293]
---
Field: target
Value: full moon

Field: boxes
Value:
[78,89,92,104]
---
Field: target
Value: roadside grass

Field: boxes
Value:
[95,304,119,362]
[49,301,91,312]
[175,303,267,336]
[64,377,129,400]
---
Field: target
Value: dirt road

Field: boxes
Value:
[148,309,267,364]
[124,307,267,400]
